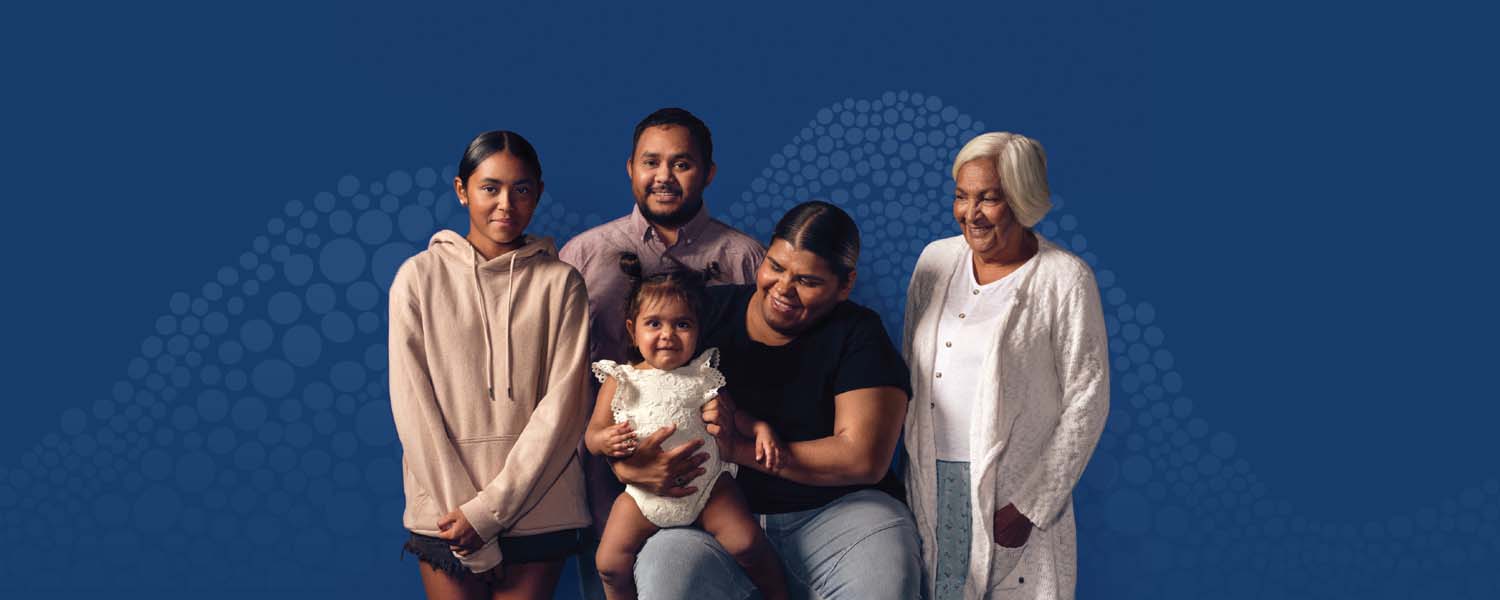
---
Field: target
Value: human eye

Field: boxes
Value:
[675,320,695,330]
[644,319,660,328]
[482,185,498,194]
[516,185,532,196]
[643,158,659,168]
[674,161,692,170]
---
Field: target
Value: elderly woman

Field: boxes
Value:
[903,132,1109,600]
[611,201,923,599]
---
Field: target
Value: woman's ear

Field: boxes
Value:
[454,176,468,206]
[838,269,857,301]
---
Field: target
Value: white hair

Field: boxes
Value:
[951,132,1051,228]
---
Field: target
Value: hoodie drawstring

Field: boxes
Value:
[472,251,497,401]
[505,250,516,401]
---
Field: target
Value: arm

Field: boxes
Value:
[387,264,483,523]
[584,376,637,457]
[727,385,908,486]
[723,393,784,470]
[458,273,594,546]
[1008,270,1111,530]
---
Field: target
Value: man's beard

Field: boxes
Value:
[636,194,704,228]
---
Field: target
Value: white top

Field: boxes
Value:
[931,248,1027,460]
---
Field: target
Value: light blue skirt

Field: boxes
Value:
[935,460,971,600]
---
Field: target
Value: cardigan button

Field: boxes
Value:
[972,289,980,295]
[945,341,952,347]
[1018,576,1025,584]
[958,312,966,319]
[935,372,942,379]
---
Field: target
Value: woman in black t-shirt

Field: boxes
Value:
[610,201,923,600]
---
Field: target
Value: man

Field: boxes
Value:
[559,107,765,599]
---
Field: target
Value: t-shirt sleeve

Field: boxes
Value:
[832,307,913,399]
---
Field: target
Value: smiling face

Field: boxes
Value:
[454,151,541,258]
[953,159,1023,262]
[753,239,854,337]
[627,125,715,228]
[627,294,700,371]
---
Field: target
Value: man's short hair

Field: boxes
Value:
[631,107,714,165]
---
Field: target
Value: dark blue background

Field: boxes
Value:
[3,1,1496,598]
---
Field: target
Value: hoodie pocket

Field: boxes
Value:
[455,434,520,486]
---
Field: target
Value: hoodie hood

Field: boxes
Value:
[427,229,558,401]
[427,229,558,268]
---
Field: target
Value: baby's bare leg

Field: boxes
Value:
[697,474,789,600]
[596,493,660,600]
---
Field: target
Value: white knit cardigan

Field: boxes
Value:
[903,235,1110,600]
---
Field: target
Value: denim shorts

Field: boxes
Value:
[402,529,582,575]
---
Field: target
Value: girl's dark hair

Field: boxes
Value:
[618,252,718,364]
[457,130,543,185]
[771,200,860,282]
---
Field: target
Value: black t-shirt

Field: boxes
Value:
[700,285,912,514]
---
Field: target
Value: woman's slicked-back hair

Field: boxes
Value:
[631,107,714,165]
[458,130,543,185]
[771,200,860,282]
[951,132,1051,227]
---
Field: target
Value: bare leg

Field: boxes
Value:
[490,559,566,600]
[697,474,789,600]
[418,560,490,600]
[596,493,661,600]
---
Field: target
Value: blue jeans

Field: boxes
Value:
[634,489,922,600]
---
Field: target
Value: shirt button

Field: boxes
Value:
[945,341,952,347]
[972,289,980,295]
[958,313,966,319]
[935,372,943,379]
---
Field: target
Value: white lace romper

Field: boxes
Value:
[591,348,737,528]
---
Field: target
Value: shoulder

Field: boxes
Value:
[1030,237,1098,291]
[701,284,753,331]
[827,300,892,341]
[391,249,440,293]
[532,254,588,292]
[705,219,766,253]
[559,213,635,261]
[916,236,967,268]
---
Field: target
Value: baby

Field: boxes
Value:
[585,253,788,600]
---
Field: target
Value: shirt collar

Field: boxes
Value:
[629,202,714,247]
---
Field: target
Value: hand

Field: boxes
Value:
[753,422,785,471]
[600,422,638,458]
[992,503,1034,548]
[701,395,735,453]
[611,423,708,498]
[437,508,484,554]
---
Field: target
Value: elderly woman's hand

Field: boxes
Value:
[610,423,709,497]
[993,503,1034,548]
